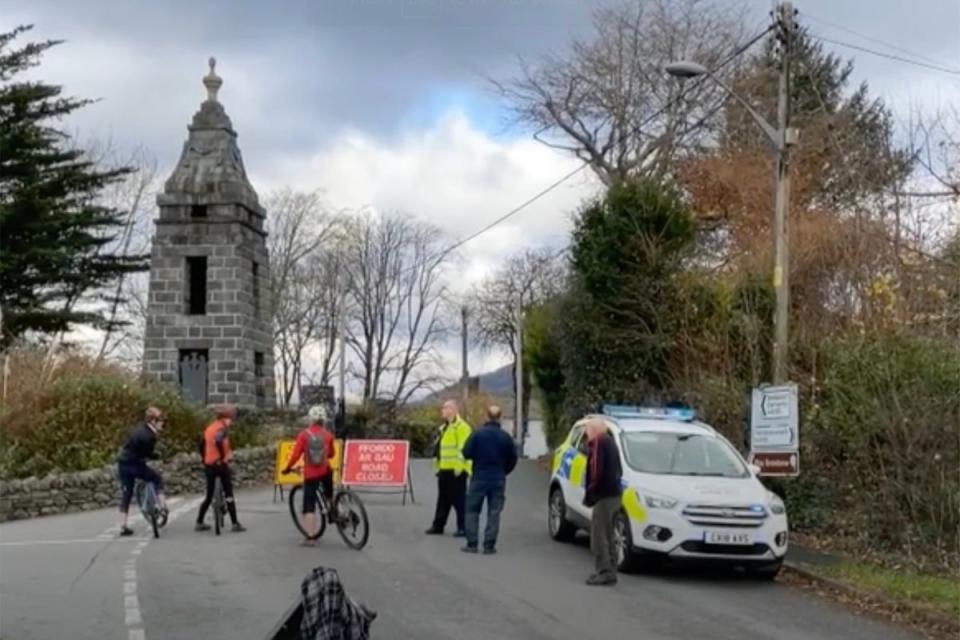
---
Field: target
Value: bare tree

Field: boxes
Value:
[493,0,746,185]
[472,248,566,422]
[266,188,340,406]
[91,145,159,363]
[341,212,451,404]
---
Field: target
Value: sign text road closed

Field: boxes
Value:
[342,440,410,487]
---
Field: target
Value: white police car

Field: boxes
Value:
[548,405,788,577]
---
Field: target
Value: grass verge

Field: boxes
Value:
[819,562,960,619]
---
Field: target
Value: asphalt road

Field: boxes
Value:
[0,460,921,640]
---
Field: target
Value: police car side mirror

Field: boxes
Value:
[749,464,761,477]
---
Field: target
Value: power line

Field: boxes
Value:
[800,11,955,70]
[426,23,777,263]
[808,33,960,77]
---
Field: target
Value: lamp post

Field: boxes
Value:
[665,2,797,383]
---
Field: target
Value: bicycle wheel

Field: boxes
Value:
[144,483,160,539]
[288,485,326,540]
[333,489,369,550]
[213,480,225,536]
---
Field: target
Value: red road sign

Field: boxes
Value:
[341,440,410,487]
[750,451,799,477]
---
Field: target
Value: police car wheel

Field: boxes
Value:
[548,486,576,542]
[613,511,639,573]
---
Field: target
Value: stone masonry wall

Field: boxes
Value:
[0,446,274,523]
[142,214,275,409]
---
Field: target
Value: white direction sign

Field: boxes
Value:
[750,384,799,451]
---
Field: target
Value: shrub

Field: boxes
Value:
[0,348,269,479]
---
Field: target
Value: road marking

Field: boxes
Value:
[122,495,202,640]
[0,538,149,547]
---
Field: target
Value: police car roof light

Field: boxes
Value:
[601,404,696,422]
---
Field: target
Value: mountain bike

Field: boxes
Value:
[286,472,370,550]
[213,475,227,536]
[134,479,167,539]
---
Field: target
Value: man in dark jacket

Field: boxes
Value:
[583,418,623,585]
[460,405,517,554]
[116,406,167,536]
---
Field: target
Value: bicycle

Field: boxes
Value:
[286,471,370,550]
[212,475,227,536]
[134,479,167,539]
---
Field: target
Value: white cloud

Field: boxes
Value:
[254,110,599,291]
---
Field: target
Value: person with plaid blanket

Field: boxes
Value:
[299,567,377,640]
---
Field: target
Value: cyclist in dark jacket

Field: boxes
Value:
[461,406,517,554]
[117,406,167,536]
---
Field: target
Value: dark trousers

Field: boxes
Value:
[431,470,466,532]
[591,497,620,575]
[117,462,163,513]
[464,476,506,551]
[196,464,239,525]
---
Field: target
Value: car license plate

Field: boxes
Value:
[704,531,751,545]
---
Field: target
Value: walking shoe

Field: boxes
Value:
[453,529,466,538]
[460,545,478,554]
[424,527,443,535]
[231,523,247,533]
[119,526,135,537]
[585,572,617,586]
[482,547,497,555]
[194,523,211,532]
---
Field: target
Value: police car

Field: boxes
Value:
[548,405,788,577]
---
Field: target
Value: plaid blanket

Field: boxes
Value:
[300,567,375,640]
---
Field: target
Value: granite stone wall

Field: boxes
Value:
[0,446,274,523]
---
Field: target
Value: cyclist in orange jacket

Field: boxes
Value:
[195,405,246,532]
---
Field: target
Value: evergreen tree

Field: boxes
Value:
[0,26,148,349]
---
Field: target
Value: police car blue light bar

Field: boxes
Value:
[601,405,695,422]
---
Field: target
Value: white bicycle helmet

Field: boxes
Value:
[307,404,328,423]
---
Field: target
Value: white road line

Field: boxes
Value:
[121,495,203,639]
[0,538,149,547]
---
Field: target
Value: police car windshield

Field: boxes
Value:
[621,432,748,478]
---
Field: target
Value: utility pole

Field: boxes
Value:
[460,305,469,406]
[771,1,795,384]
[514,300,524,454]
[337,290,346,405]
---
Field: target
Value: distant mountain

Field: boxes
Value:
[422,363,541,418]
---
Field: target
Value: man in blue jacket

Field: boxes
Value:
[461,405,518,555]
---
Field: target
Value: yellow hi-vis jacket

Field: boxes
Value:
[434,416,472,475]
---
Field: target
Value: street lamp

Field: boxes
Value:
[665,3,797,384]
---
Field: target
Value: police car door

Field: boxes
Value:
[566,422,591,521]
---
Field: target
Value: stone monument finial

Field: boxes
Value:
[203,56,222,102]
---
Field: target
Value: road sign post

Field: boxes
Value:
[749,383,800,476]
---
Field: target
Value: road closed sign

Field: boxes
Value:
[750,384,800,477]
[341,440,410,487]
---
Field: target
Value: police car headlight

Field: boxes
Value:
[768,493,786,515]
[643,492,678,510]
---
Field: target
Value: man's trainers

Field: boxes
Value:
[586,572,617,586]
[231,523,247,533]
[482,547,497,555]
[460,545,478,554]
[194,523,211,532]
[424,528,443,535]
[119,526,135,537]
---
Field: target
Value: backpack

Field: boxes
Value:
[305,429,327,466]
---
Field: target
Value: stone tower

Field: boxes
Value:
[142,58,274,409]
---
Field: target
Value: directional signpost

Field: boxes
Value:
[749,383,800,476]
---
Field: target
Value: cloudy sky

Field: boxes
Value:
[4,0,958,385]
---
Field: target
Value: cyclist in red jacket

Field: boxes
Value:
[282,405,336,546]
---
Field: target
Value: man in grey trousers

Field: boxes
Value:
[583,418,623,586]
